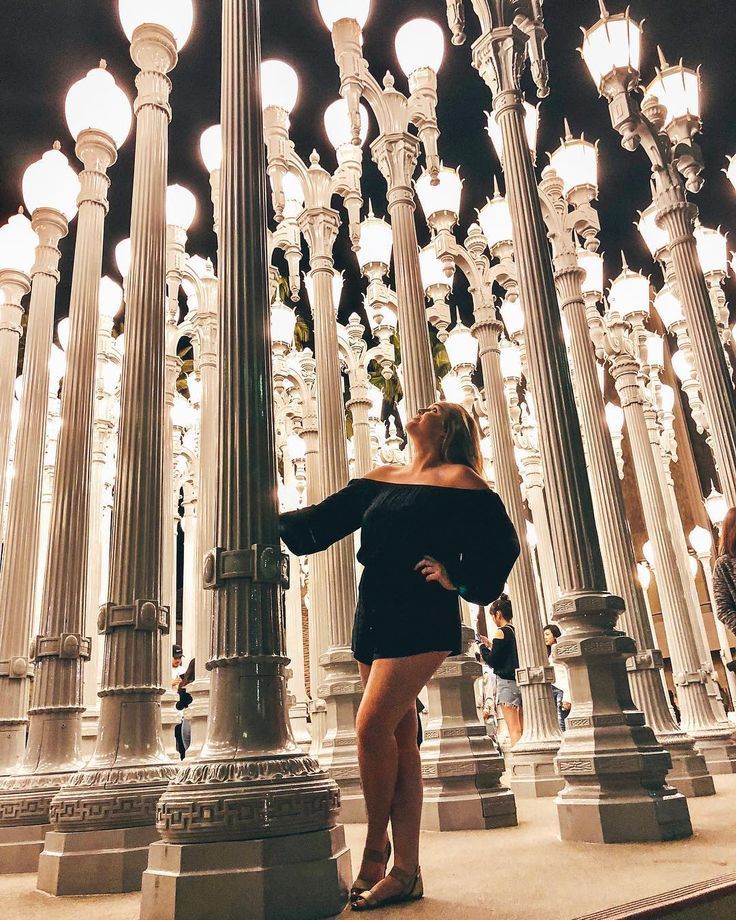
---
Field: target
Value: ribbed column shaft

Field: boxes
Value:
[304,423,327,695]
[349,396,372,479]
[520,454,558,620]
[161,291,181,635]
[0,273,26,544]
[180,490,198,657]
[0,216,65,773]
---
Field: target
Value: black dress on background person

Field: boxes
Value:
[279,478,520,665]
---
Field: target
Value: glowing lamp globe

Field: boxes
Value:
[317,0,370,29]
[581,9,642,92]
[487,102,538,161]
[608,264,649,320]
[416,166,462,223]
[671,350,691,382]
[99,275,123,318]
[115,333,125,356]
[694,224,728,277]
[637,204,669,258]
[22,145,80,221]
[261,60,299,113]
[357,208,392,271]
[705,488,728,527]
[578,249,604,299]
[171,394,195,429]
[645,332,664,369]
[48,346,66,386]
[114,241,132,287]
[637,562,651,591]
[478,193,513,250]
[199,124,222,173]
[645,61,700,132]
[0,212,39,275]
[287,432,306,461]
[166,183,197,230]
[367,384,384,419]
[689,525,712,557]
[525,521,538,548]
[445,322,478,370]
[642,540,655,568]
[605,402,624,437]
[500,341,522,380]
[270,297,297,348]
[548,133,597,197]
[440,371,465,405]
[304,271,344,311]
[395,19,444,76]
[419,244,452,293]
[57,317,70,351]
[500,298,524,338]
[654,285,683,330]
[727,155,736,193]
[65,64,132,148]
[324,98,368,148]
[118,0,194,49]
[187,373,201,405]
[659,383,675,413]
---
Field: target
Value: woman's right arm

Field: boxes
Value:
[279,478,375,556]
[713,558,736,634]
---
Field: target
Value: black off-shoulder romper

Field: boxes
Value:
[279,478,520,666]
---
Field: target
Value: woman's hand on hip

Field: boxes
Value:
[415,555,457,591]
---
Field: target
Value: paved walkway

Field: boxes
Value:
[3,775,735,919]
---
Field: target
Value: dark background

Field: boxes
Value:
[1,0,735,334]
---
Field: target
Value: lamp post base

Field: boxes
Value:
[139,825,351,920]
[37,824,159,894]
[508,750,564,798]
[694,738,736,774]
[0,822,48,874]
[80,707,99,758]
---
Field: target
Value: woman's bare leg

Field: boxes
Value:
[388,705,423,869]
[500,703,523,746]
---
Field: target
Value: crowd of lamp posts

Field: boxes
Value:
[0,0,736,912]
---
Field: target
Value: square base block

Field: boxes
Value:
[556,790,693,843]
[422,786,518,832]
[696,741,736,775]
[139,824,351,920]
[37,824,159,895]
[0,822,48,874]
[509,756,565,799]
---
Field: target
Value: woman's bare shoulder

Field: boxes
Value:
[362,465,403,483]
[438,465,491,491]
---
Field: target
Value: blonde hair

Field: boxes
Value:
[436,402,484,476]
[720,507,736,557]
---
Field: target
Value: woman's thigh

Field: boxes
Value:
[358,652,447,737]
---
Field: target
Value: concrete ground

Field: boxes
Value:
[2,775,735,919]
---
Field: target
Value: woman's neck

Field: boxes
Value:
[407,441,444,473]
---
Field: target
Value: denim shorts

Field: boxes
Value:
[496,676,522,708]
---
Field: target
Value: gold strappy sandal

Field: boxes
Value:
[350,841,392,902]
[351,865,423,911]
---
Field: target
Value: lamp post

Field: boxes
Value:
[583,5,736,510]
[0,62,131,874]
[140,0,349,915]
[38,4,190,895]
[446,0,688,843]
[322,5,444,418]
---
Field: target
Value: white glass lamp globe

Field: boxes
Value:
[581,10,642,91]
[367,384,384,419]
[261,60,299,113]
[440,371,465,405]
[525,521,538,548]
[637,562,651,591]
[99,275,123,318]
[487,102,538,161]
[694,224,728,277]
[395,19,444,77]
[727,155,736,193]
[48,345,66,386]
[286,432,306,461]
[478,193,513,250]
[270,297,297,347]
[637,204,669,258]
[654,285,683,330]
[705,488,728,527]
[642,540,655,568]
[578,249,604,299]
[0,212,39,275]
[57,317,70,351]
[357,208,392,271]
[499,341,522,381]
[187,373,202,405]
[645,332,664,369]
[548,134,597,197]
[445,322,478,370]
[608,264,649,320]
[645,62,700,130]
[324,98,368,148]
[171,394,195,429]
[199,124,222,173]
[115,238,131,279]
[318,0,370,29]
[118,0,194,49]
[500,298,524,338]
[166,184,197,230]
[416,166,462,223]
[65,64,132,148]
[689,525,713,556]
[419,244,452,293]
[671,349,691,382]
[304,271,344,311]
[659,383,675,413]
[115,333,125,357]
[22,145,80,221]
[605,402,625,437]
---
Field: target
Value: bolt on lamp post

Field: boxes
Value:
[38,2,192,896]
[0,62,131,875]
[140,0,350,916]
[321,3,444,419]
[582,3,736,510]
[446,0,690,843]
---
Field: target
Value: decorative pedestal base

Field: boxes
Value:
[0,822,48,874]
[421,769,517,831]
[36,824,159,895]
[508,752,564,798]
[556,787,692,843]
[662,738,715,798]
[139,825,351,920]
[695,739,736,775]
[80,708,99,759]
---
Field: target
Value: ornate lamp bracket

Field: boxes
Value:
[203,544,290,590]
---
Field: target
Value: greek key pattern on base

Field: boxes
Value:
[169,755,322,787]
[0,789,55,826]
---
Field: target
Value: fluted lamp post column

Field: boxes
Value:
[583,4,736,509]
[447,0,689,842]
[38,4,191,896]
[140,1,349,916]
[0,65,131,879]
[322,3,443,419]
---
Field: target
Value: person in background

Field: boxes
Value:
[543,624,571,732]
[174,657,195,760]
[713,507,736,637]
[478,594,523,746]
[171,644,186,690]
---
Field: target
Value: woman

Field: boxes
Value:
[543,624,570,732]
[280,402,519,911]
[478,595,522,746]
[713,507,736,636]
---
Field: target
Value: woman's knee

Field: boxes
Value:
[393,708,419,754]
[356,708,393,749]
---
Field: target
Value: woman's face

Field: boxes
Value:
[406,403,446,444]
[543,628,556,647]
